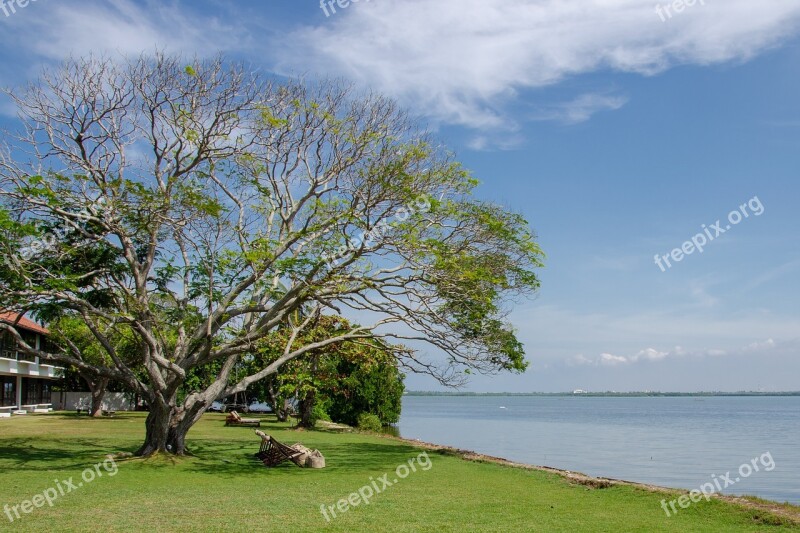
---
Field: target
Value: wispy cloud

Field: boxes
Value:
[570,338,783,367]
[514,303,800,367]
[689,280,720,309]
[742,259,800,292]
[466,134,524,152]
[599,352,628,366]
[277,0,800,132]
[0,0,243,85]
[531,93,629,125]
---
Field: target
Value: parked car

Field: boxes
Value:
[247,402,273,413]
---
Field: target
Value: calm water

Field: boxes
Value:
[398,395,799,504]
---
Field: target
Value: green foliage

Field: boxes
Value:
[47,315,140,368]
[45,314,142,396]
[325,348,404,426]
[356,412,383,432]
[250,315,405,427]
[49,315,110,365]
[311,401,331,424]
[419,200,545,375]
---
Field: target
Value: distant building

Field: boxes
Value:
[572,389,588,394]
[0,312,62,414]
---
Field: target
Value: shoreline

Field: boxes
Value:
[391,434,800,523]
[316,421,800,524]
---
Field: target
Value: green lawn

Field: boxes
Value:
[0,413,797,532]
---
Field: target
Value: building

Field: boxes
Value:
[0,312,62,414]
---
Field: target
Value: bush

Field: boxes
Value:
[325,351,405,427]
[311,402,331,423]
[356,412,383,432]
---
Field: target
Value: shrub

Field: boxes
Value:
[357,412,383,432]
[325,349,405,427]
[311,402,331,423]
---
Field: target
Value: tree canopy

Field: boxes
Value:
[0,53,544,455]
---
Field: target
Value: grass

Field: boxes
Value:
[0,412,798,532]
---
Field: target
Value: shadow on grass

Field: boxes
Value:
[0,438,131,471]
[3,413,433,482]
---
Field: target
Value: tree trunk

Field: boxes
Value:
[135,394,212,457]
[135,400,172,457]
[266,381,289,422]
[89,377,109,418]
[167,398,209,455]
[298,389,316,428]
[280,399,292,422]
[135,354,243,457]
[298,357,318,428]
[78,372,110,418]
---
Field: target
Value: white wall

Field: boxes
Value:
[58,392,136,411]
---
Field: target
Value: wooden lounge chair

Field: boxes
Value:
[225,410,261,427]
[254,430,304,467]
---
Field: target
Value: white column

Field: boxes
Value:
[15,376,22,408]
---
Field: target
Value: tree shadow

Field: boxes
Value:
[0,437,130,471]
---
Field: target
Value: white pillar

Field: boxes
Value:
[15,376,22,408]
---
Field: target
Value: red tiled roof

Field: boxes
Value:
[0,312,49,335]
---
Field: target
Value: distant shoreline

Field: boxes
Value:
[405,391,800,397]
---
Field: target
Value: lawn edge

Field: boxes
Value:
[351,428,800,525]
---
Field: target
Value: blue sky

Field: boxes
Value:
[1,0,798,392]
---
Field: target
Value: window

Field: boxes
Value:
[20,330,37,348]
[41,381,51,403]
[23,379,36,405]
[0,330,38,362]
[0,332,14,360]
[0,377,16,407]
[22,378,52,405]
[17,331,37,362]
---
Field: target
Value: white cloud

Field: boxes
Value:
[599,352,628,366]
[531,93,629,125]
[743,338,776,352]
[513,304,800,355]
[567,354,595,367]
[0,0,243,85]
[278,0,800,132]
[633,347,669,362]
[466,133,525,152]
[578,348,670,366]
[571,338,783,368]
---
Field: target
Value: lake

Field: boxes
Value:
[397,395,799,504]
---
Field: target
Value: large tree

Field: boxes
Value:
[0,54,543,456]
